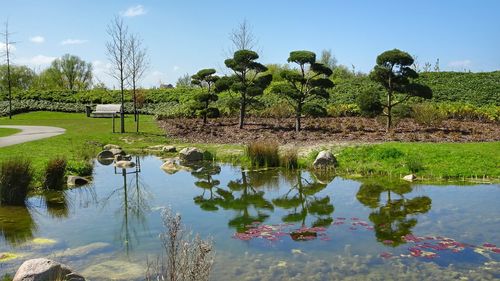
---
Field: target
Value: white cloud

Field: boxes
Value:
[121,5,147,17]
[173,65,180,72]
[61,39,87,45]
[152,70,164,76]
[0,43,16,52]
[448,59,472,68]
[30,36,45,44]
[18,55,57,66]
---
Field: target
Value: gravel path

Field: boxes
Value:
[0,125,66,148]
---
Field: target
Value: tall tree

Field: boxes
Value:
[272,51,334,132]
[127,33,149,128]
[176,73,192,88]
[228,19,258,53]
[1,21,15,119]
[216,50,272,129]
[369,49,432,131]
[191,68,219,125]
[0,65,36,91]
[49,54,93,90]
[106,16,130,133]
[319,49,338,70]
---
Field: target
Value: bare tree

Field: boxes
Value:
[228,19,258,52]
[106,16,130,133]
[319,49,338,70]
[1,21,15,119]
[127,34,149,132]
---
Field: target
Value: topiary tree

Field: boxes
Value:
[271,50,334,132]
[357,88,383,118]
[191,68,220,125]
[216,50,272,129]
[369,49,432,131]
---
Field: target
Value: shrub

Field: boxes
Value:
[43,157,67,190]
[412,103,446,127]
[279,149,298,169]
[246,141,280,167]
[303,104,327,118]
[66,160,93,177]
[405,155,424,173]
[392,104,413,118]
[0,158,33,206]
[326,103,360,117]
[258,103,294,118]
[357,89,383,117]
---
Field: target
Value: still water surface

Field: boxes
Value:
[1,156,499,280]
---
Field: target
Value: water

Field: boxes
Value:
[1,156,499,280]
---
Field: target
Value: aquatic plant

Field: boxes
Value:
[43,157,67,190]
[0,158,33,206]
[279,149,298,169]
[246,141,279,167]
[146,207,215,281]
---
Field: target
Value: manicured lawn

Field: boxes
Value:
[0,127,21,137]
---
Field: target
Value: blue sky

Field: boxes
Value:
[1,0,499,87]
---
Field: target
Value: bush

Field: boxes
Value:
[326,104,360,117]
[43,157,67,190]
[66,160,93,177]
[279,149,298,169]
[303,104,327,118]
[246,141,280,167]
[412,103,446,127]
[392,104,413,118]
[258,103,294,118]
[405,155,424,173]
[357,89,383,117]
[0,158,33,206]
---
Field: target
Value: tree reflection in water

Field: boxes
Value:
[356,179,432,246]
[0,205,37,245]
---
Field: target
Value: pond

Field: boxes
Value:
[1,156,499,280]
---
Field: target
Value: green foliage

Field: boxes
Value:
[40,54,93,90]
[279,149,298,169]
[66,160,93,177]
[411,103,446,127]
[0,64,36,91]
[326,104,359,117]
[357,89,383,117]
[303,103,327,117]
[43,157,67,190]
[404,155,424,173]
[0,158,33,206]
[191,68,220,124]
[246,141,280,167]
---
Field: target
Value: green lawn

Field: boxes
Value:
[0,128,21,137]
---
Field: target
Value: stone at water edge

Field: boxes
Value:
[162,145,177,152]
[179,147,204,162]
[114,160,136,169]
[97,150,114,159]
[160,159,193,174]
[313,150,337,168]
[108,148,125,156]
[114,154,132,162]
[67,176,90,186]
[103,144,121,150]
[13,258,85,281]
[403,174,417,182]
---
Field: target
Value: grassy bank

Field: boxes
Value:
[1,111,498,185]
[0,128,21,137]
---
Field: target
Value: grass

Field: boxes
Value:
[336,142,500,181]
[0,128,20,137]
[246,141,280,167]
[0,158,33,205]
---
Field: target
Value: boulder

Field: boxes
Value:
[114,154,132,162]
[103,144,121,150]
[160,159,192,174]
[109,148,125,156]
[179,147,204,162]
[13,258,85,281]
[162,145,177,153]
[67,176,89,186]
[313,151,337,168]
[403,174,417,182]
[114,161,135,169]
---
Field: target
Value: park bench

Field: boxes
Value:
[91,104,122,118]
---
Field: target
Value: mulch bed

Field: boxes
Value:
[159,117,500,144]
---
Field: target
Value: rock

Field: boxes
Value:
[162,145,177,152]
[81,260,143,281]
[114,161,135,169]
[147,145,165,150]
[179,147,204,162]
[114,154,132,162]
[103,144,121,150]
[109,148,125,156]
[313,151,337,168]
[67,176,89,186]
[13,258,85,281]
[160,159,192,174]
[54,242,112,259]
[97,150,114,159]
[403,174,417,182]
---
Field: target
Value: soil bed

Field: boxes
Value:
[159,117,500,144]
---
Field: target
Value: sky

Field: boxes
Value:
[1,0,499,88]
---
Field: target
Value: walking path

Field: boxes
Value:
[0,125,66,148]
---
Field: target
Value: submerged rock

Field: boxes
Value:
[13,258,85,281]
[179,147,204,162]
[160,159,192,174]
[114,160,136,169]
[54,242,112,259]
[313,151,337,168]
[403,174,417,182]
[67,176,90,186]
[81,260,143,281]
[0,252,21,262]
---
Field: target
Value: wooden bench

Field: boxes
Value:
[91,104,122,118]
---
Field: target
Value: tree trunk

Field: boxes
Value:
[295,103,302,132]
[120,86,125,133]
[239,97,246,129]
[133,86,137,122]
[386,91,392,132]
[203,100,208,125]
